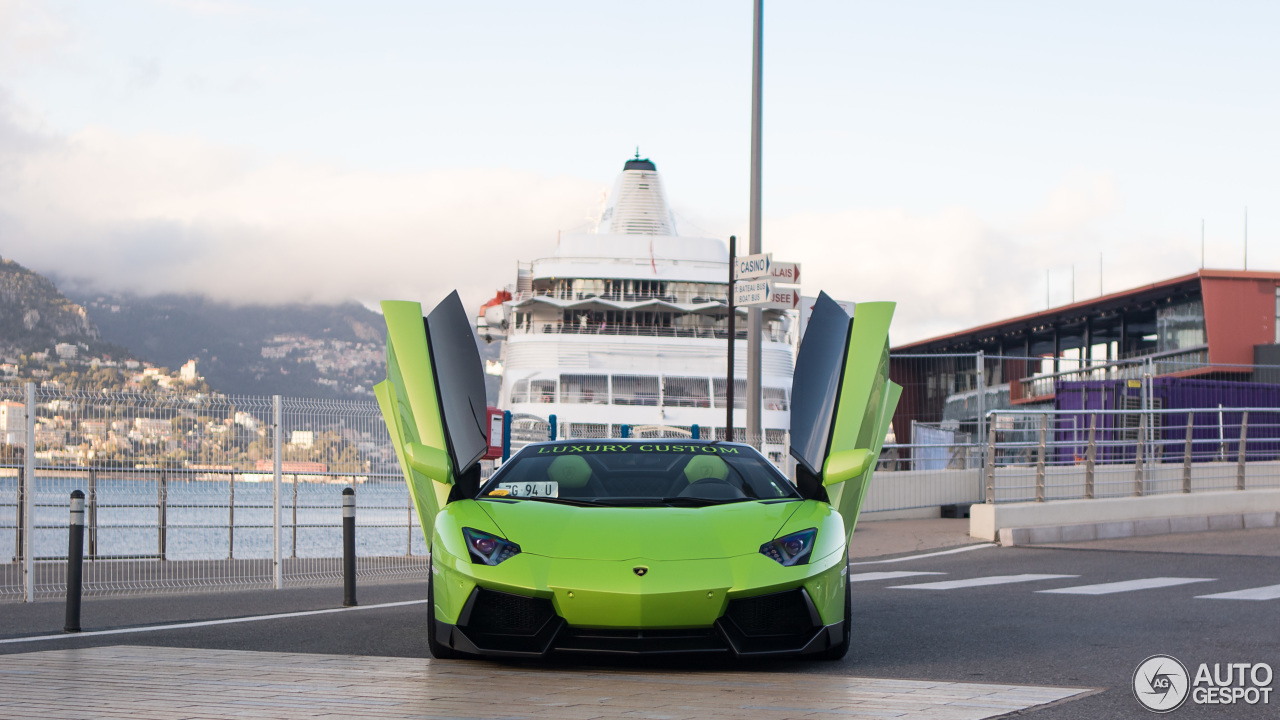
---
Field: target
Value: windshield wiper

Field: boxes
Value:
[660,496,750,507]
[494,495,600,507]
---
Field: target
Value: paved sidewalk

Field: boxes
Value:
[849,518,980,560]
[0,645,1091,720]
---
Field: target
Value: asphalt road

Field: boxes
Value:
[1,531,1276,719]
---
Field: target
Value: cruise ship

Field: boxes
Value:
[476,156,797,464]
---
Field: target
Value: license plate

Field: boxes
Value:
[498,481,558,498]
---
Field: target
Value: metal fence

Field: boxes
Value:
[1,383,424,603]
[983,407,1280,504]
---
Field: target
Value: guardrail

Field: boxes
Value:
[982,407,1280,504]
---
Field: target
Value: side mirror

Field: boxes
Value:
[406,443,452,484]
[822,448,872,487]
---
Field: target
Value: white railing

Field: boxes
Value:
[982,407,1280,504]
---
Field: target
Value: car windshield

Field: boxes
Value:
[477,442,800,507]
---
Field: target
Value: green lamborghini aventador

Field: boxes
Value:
[374,291,900,659]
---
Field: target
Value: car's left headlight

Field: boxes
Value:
[463,527,521,565]
[760,528,817,566]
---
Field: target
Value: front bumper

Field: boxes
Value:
[435,586,845,658]
[430,551,847,658]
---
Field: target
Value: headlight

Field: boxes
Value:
[462,527,521,565]
[760,528,817,566]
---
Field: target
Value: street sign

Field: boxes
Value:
[735,278,773,305]
[768,261,800,285]
[736,280,801,309]
[734,253,772,280]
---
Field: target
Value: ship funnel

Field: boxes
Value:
[598,155,677,235]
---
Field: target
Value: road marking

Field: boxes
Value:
[1038,577,1215,595]
[849,571,945,583]
[849,543,996,566]
[0,599,429,645]
[890,574,1078,590]
[1196,584,1280,601]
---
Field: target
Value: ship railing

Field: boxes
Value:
[507,323,787,343]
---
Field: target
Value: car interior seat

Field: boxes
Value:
[547,455,602,497]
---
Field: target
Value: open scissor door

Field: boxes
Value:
[374,291,489,549]
[789,292,902,544]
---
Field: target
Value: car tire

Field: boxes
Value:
[426,558,462,660]
[817,562,851,661]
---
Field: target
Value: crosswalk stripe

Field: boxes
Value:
[889,574,1078,590]
[849,571,945,583]
[1037,577,1215,595]
[1196,584,1280,601]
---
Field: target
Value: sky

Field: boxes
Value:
[0,0,1276,343]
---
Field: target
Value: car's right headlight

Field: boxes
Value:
[760,528,817,566]
[462,527,521,565]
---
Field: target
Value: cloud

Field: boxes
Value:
[0,91,1195,344]
[0,97,600,312]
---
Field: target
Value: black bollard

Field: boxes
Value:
[342,487,357,607]
[65,490,85,633]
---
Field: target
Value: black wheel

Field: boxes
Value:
[818,563,851,661]
[426,558,462,659]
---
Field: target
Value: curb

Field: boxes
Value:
[998,511,1280,547]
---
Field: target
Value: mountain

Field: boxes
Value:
[63,291,389,399]
[0,256,142,361]
[61,288,503,403]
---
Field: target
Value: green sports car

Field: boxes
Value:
[374,291,900,659]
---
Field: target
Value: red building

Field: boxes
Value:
[888,270,1280,445]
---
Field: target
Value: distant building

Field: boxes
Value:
[55,343,78,359]
[290,430,315,448]
[179,359,201,384]
[0,401,24,445]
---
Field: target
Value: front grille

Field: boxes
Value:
[555,627,728,654]
[465,589,555,636]
[724,589,814,637]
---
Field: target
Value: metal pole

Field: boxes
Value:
[548,414,557,441]
[64,490,84,633]
[727,235,736,440]
[1182,412,1194,493]
[1035,414,1047,502]
[157,469,167,561]
[87,469,97,559]
[272,395,282,590]
[746,0,764,449]
[23,382,34,604]
[292,475,298,559]
[984,418,996,504]
[228,471,235,560]
[342,487,356,607]
[501,410,512,462]
[1134,413,1146,496]
[620,424,630,439]
[1085,413,1097,499]
[692,424,700,440]
[1237,411,1248,490]
[975,351,986,467]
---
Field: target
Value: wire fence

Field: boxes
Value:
[1,383,425,603]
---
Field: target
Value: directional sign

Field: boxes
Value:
[734,253,771,280]
[768,261,800,285]
[735,278,773,305]
[736,280,802,309]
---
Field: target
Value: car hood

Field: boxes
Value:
[474,499,807,561]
